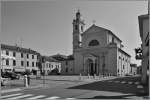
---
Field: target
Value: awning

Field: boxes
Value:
[1,54,16,60]
[32,67,39,71]
[14,68,25,72]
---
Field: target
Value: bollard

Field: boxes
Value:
[88,73,90,79]
[27,75,30,85]
[99,73,101,79]
[94,74,96,79]
[79,73,82,80]
[24,75,28,87]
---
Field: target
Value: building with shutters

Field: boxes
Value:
[1,44,40,75]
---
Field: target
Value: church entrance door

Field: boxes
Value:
[89,62,94,75]
[87,59,96,76]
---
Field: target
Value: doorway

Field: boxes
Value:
[86,59,96,76]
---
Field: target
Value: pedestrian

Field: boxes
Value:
[27,75,30,85]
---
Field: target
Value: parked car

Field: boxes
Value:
[1,77,8,86]
[48,68,60,75]
[2,72,20,80]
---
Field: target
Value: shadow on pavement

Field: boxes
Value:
[81,94,146,99]
[68,76,149,98]
[82,94,134,99]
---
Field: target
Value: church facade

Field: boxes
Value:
[72,11,131,76]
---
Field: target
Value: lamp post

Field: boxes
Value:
[102,53,105,77]
[42,57,46,86]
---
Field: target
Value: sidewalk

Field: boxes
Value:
[30,75,117,82]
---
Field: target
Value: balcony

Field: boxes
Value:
[135,47,142,60]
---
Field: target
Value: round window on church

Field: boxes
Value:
[88,40,99,46]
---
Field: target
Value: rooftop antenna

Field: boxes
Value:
[19,37,23,48]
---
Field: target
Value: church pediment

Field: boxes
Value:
[82,24,108,35]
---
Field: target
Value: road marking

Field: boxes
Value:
[108,81,112,82]
[128,82,133,84]
[114,81,120,83]
[28,95,46,99]
[125,96,138,99]
[135,82,140,85]
[45,96,60,99]
[137,85,144,89]
[8,94,33,99]
[121,81,126,84]
[66,98,76,99]
[1,93,23,99]
[1,88,22,94]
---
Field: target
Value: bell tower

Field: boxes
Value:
[72,10,85,51]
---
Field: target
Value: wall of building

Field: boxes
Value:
[107,31,122,48]
[1,48,39,75]
[105,46,118,75]
[130,66,137,75]
[141,16,149,84]
[74,51,84,75]
[61,60,74,75]
[82,29,107,48]
[117,49,131,76]
[42,61,61,75]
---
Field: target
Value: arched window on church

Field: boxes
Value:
[88,40,99,46]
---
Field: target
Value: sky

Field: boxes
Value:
[1,0,148,65]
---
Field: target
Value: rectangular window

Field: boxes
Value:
[112,37,114,43]
[13,52,16,57]
[21,53,23,58]
[27,61,29,67]
[6,50,9,55]
[32,55,34,59]
[13,60,16,66]
[36,62,38,67]
[32,62,34,67]
[21,61,24,66]
[6,59,9,65]
[66,68,68,72]
[27,54,29,59]
[66,61,68,66]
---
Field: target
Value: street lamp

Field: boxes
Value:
[135,47,142,60]
[102,53,105,77]
[42,57,46,85]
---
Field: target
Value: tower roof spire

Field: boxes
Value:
[76,9,81,20]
